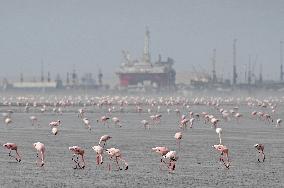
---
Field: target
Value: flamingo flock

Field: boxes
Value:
[0,95,283,173]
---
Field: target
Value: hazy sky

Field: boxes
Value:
[0,0,284,84]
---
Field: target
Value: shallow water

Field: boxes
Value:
[0,102,283,188]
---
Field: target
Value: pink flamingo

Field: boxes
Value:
[212,144,230,169]
[180,118,189,129]
[254,144,265,162]
[99,135,112,148]
[189,118,195,128]
[3,143,21,162]
[78,108,85,118]
[174,132,182,150]
[69,146,86,169]
[210,118,219,129]
[152,146,170,170]
[49,120,61,127]
[163,151,178,173]
[92,145,104,165]
[106,148,128,171]
[98,116,110,126]
[82,118,91,131]
[33,142,45,167]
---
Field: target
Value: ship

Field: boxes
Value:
[116,28,176,91]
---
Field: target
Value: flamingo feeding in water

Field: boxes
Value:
[3,143,21,162]
[254,144,265,162]
[212,144,230,169]
[99,135,112,148]
[49,120,61,127]
[152,146,170,170]
[105,147,128,171]
[92,145,104,165]
[33,142,45,167]
[69,146,86,169]
[163,150,178,173]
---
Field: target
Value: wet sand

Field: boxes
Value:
[0,103,283,188]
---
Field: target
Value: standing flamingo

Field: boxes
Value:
[82,118,91,131]
[174,132,182,150]
[212,144,230,169]
[141,120,150,130]
[69,146,86,169]
[254,144,265,162]
[92,145,104,165]
[276,119,282,127]
[51,127,58,135]
[215,128,223,144]
[3,143,21,162]
[33,142,45,167]
[106,148,128,171]
[112,117,121,127]
[30,116,38,126]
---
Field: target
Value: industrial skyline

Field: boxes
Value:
[0,0,284,85]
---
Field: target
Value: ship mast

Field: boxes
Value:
[212,48,217,83]
[280,41,283,81]
[233,39,238,85]
[143,27,151,63]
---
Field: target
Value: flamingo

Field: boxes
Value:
[99,135,112,148]
[215,128,222,144]
[174,132,182,150]
[92,145,104,165]
[3,143,21,162]
[112,117,121,127]
[106,148,128,171]
[99,116,110,126]
[152,146,170,170]
[51,127,58,135]
[82,118,91,131]
[33,142,45,167]
[78,108,85,118]
[4,117,12,125]
[141,120,150,130]
[212,144,230,169]
[69,146,85,169]
[276,119,282,127]
[49,120,61,127]
[30,116,38,126]
[163,151,178,173]
[189,118,195,128]
[254,144,265,162]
